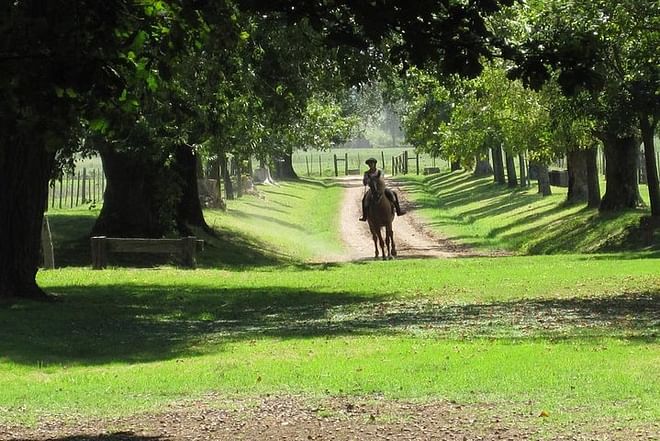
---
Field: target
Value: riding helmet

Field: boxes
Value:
[365,157,377,165]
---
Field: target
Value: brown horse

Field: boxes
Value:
[366,176,397,260]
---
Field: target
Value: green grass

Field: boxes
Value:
[1,257,658,428]
[397,171,659,254]
[202,178,345,263]
[4,174,659,437]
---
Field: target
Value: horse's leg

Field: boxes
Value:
[378,229,386,260]
[388,224,396,257]
[371,231,379,258]
[385,229,391,259]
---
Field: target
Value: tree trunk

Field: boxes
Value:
[640,115,660,217]
[533,161,552,196]
[236,156,243,198]
[566,150,589,204]
[518,153,527,187]
[0,137,54,300]
[586,147,601,209]
[274,150,298,180]
[450,160,461,171]
[174,144,210,235]
[599,135,644,211]
[473,154,493,177]
[505,151,517,188]
[219,152,234,200]
[92,146,175,238]
[492,145,506,184]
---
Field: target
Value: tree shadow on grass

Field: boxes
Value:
[1,281,657,367]
[46,213,296,269]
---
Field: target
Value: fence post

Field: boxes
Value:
[92,169,97,201]
[333,154,338,177]
[50,181,55,208]
[344,152,348,175]
[416,153,420,175]
[381,151,385,172]
[41,214,55,269]
[58,179,63,209]
[91,236,108,270]
[404,151,409,174]
[81,168,87,203]
[69,174,75,208]
[319,155,322,176]
[182,236,197,268]
[75,171,81,206]
[305,156,310,176]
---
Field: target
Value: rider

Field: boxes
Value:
[359,157,404,221]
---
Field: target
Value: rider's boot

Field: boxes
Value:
[387,191,405,216]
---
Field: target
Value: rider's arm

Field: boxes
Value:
[363,172,369,186]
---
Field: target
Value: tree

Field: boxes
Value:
[0,0,205,299]
[509,0,659,213]
[1,0,523,300]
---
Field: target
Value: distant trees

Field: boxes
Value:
[397,0,658,217]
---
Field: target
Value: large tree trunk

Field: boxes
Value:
[274,150,298,180]
[0,137,54,300]
[640,115,660,217]
[566,150,589,204]
[92,146,175,238]
[473,154,493,177]
[586,147,601,209]
[532,161,552,196]
[174,144,210,235]
[505,151,517,188]
[599,135,644,211]
[450,160,461,171]
[492,145,506,184]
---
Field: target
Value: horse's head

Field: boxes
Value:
[373,176,386,199]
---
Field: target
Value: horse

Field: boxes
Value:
[366,176,397,260]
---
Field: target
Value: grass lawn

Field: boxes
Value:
[2,174,659,439]
[397,171,659,254]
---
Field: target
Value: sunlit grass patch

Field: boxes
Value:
[398,171,658,254]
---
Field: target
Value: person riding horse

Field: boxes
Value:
[359,158,404,222]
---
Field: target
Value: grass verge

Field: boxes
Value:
[396,171,659,254]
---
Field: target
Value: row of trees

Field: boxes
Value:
[398,0,659,215]
[1,0,520,300]
[1,0,656,300]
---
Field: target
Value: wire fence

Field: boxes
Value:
[291,148,451,177]
[47,168,105,210]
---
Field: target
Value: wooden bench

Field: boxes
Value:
[423,167,440,175]
[91,236,204,269]
[346,168,361,175]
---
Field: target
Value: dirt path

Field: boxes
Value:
[336,175,486,261]
[4,394,649,441]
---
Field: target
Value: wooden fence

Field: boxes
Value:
[47,168,105,209]
[294,149,449,177]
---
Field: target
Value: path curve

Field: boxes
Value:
[335,175,484,262]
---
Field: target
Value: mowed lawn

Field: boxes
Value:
[1,175,658,438]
